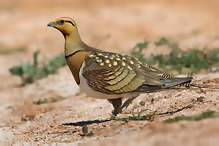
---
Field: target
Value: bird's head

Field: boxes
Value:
[47,17,77,37]
[47,17,85,56]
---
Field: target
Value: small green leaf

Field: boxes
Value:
[137,109,148,120]
[9,65,23,77]
[155,37,169,46]
[82,125,88,134]
[33,50,40,67]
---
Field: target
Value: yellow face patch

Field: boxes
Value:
[50,17,77,36]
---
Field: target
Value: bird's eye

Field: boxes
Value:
[58,20,65,25]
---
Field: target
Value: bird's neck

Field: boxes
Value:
[64,32,85,57]
[64,32,92,84]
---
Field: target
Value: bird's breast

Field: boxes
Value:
[65,51,91,84]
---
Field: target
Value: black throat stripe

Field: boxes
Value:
[65,50,82,59]
[66,21,75,26]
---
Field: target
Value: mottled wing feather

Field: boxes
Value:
[83,51,146,94]
[82,51,192,94]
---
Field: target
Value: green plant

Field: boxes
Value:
[0,46,26,55]
[111,108,154,122]
[165,110,216,123]
[81,125,93,136]
[33,96,66,105]
[131,37,219,74]
[131,40,149,64]
[9,50,66,85]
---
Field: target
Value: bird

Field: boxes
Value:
[47,17,193,116]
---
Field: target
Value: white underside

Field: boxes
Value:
[78,63,139,99]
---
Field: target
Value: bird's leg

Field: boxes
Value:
[121,96,138,113]
[107,98,122,116]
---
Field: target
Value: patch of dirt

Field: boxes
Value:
[0,0,218,145]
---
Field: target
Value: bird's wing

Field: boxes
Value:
[82,51,192,94]
[83,51,164,94]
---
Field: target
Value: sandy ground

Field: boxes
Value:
[0,0,219,145]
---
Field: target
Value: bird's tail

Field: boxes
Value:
[177,81,219,91]
[177,73,219,90]
[190,83,219,89]
[163,77,192,88]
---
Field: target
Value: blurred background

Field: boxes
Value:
[0,0,218,144]
[1,0,219,53]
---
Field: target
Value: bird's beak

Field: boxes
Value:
[47,22,56,27]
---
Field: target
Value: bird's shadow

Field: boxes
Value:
[62,103,195,127]
[62,119,111,126]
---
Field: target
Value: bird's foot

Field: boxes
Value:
[111,108,122,116]
[121,96,138,113]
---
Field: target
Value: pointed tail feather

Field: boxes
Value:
[134,77,193,92]
[134,76,218,93]
[162,77,193,88]
[190,84,219,89]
